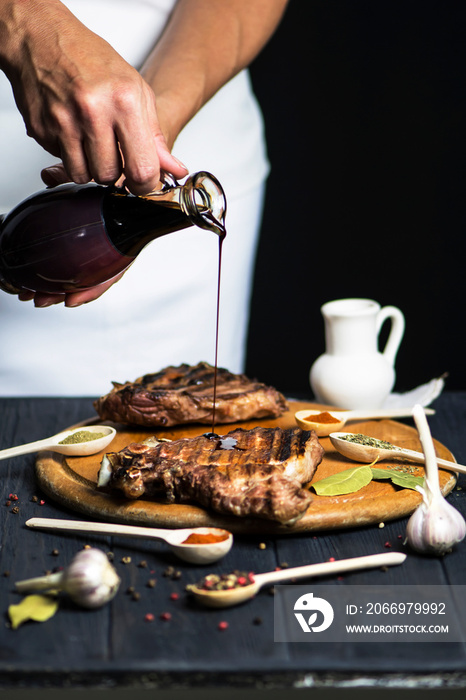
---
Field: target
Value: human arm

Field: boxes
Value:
[10,0,289,308]
[0,0,188,195]
[139,0,289,151]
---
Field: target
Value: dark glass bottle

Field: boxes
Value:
[0,171,226,294]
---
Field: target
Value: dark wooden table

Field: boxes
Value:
[1,393,466,692]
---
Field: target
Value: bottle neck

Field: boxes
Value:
[102,188,193,257]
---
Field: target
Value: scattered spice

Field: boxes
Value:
[181,532,229,545]
[258,542,266,550]
[304,411,340,424]
[188,570,255,592]
[170,592,179,600]
[339,433,398,450]
[147,579,157,588]
[59,430,107,445]
[160,611,172,621]
[218,621,229,631]
[138,560,148,568]
[121,556,131,564]
[144,613,155,622]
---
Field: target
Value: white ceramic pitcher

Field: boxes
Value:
[309,298,405,409]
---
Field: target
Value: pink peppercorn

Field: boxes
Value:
[144,613,155,622]
[218,621,229,631]
[328,557,335,562]
[160,612,172,621]
[170,592,179,601]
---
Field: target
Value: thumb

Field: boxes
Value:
[41,163,71,187]
[153,132,189,180]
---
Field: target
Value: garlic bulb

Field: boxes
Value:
[15,548,120,608]
[405,404,466,555]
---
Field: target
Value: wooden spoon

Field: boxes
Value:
[329,432,466,475]
[25,517,233,564]
[295,407,434,437]
[0,425,116,459]
[189,551,406,608]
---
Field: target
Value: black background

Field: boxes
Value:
[246,0,466,397]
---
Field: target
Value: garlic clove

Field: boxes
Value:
[405,405,466,556]
[406,493,466,555]
[15,547,121,609]
[62,548,121,608]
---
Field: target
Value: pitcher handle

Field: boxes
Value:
[376,305,405,366]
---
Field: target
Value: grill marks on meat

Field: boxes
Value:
[93,362,288,427]
[98,427,323,524]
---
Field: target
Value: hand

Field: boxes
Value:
[18,274,126,309]
[0,1,187,195]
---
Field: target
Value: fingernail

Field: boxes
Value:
[172,156,188,171]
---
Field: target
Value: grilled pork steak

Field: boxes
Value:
[98,427,323,524]
[94,362,288,428]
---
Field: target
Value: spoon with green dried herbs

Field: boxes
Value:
[0,425,116,460]
[329,432,466,475]
[295,407,435,437]
[187,551,406,608]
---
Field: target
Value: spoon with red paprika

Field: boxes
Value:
[295,407,435,437]
[25,517,233,564]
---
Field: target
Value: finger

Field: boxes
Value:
[32,293,66,307]
[18,291,36,302]
[57,121,91,184]
[154,132,188,179]
[83,129,123,185]
[41,164,70,187]
[64,274,125,307]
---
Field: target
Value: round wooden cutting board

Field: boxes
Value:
[34,401,458,534]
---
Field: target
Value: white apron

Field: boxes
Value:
[0,0,269,396]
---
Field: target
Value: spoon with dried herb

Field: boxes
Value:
[329,432,466,475]
[0,425,116,460]
[187,552,406,608]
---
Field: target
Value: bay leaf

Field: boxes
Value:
[8,594,59,630]
[371,467,425,492]
[311,465,373,496]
